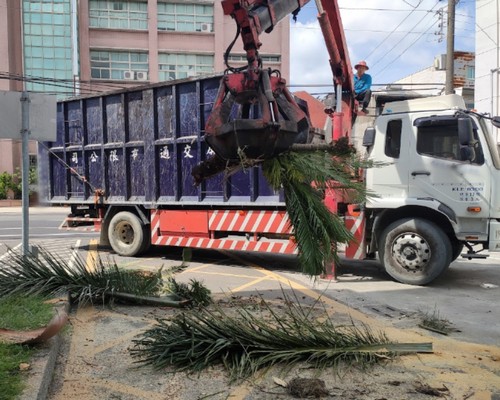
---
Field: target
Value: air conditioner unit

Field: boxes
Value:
[200,23,212,33]
[123,70,134,80]
[136,71,148,81]
[434,54,446,71]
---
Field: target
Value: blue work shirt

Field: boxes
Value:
[354,73,372,94]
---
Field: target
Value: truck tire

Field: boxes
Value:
[140,225,151,254]
[378,218,451,285]
[451,240,464,262]
[108,211,146,257]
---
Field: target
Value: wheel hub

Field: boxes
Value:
[116,222,134,245]
[391,232,430,272]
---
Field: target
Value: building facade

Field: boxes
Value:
[79,0,289,92]
[0,0,290,174]
[393,51,475,108]
[475,0,500,140]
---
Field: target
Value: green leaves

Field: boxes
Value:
[262,146,374,276]
[131,291,432,381]
[0,249,163,305]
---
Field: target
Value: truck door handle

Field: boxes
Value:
[411,171,431,176]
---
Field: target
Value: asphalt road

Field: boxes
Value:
[2,207,498,399]
[1,206,499,346]
[0,207,99,246]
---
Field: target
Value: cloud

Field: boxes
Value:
[290,0,475,91]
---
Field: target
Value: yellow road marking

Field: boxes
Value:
[186,270,268,279]
[86,239,99,272]
[185,261,228,273]
[230,275,273,293]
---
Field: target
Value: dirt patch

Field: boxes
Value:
[46,292,500,400]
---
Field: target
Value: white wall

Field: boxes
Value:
[475,1,500,140]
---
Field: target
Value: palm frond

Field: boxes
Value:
[0,248,163,305]
[131,290,432,381]
[262,146,373,276]
[164,278,212,308]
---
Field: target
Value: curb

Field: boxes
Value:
[19,333,63,400]
[19,300,69,400]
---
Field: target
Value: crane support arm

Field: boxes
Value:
[316,0,353,91]
[221,0,310,54]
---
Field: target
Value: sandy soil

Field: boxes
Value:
[46,293,500,400]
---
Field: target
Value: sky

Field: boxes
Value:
[288,0,476,94]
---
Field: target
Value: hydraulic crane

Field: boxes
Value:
[205,0,355,162]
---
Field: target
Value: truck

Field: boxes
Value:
[39,0,500,285]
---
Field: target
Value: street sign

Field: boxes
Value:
[0,90,57,141]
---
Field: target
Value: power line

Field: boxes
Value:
[373,17,439,78]
[0,71,129,96]
[363,0,423,62]
[288,82,445,87]
[368,0,442,73]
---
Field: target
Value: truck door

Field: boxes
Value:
[408,115,491,224]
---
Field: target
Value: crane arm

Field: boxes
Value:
[315,0,353,92]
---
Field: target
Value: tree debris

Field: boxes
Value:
[0,249,184,307]
[287,377,329,398]
[131,291,432,381]
[262,140,376,276]
[413,382,449,397]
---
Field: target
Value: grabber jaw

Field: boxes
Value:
[204,69,310,162]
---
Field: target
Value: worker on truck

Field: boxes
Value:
[354,60,372,114]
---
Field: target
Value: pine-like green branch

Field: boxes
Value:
[0,249,163,305]
[131,291,432,381]
[262,145,375,276]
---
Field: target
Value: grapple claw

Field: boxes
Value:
[205,69,310,162]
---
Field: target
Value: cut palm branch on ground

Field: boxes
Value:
[418,308,455,335]
[131,291,432,381]
[165,278,212,308]
[262,138,377,276]
[0,248,184,307]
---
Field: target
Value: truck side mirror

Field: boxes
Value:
[492,116,500,128]
[458,117,474,146]
[362,127,376,147]
[460,147,475,162]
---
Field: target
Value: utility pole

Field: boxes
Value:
[20,92,30,256]
[445,0,456,94]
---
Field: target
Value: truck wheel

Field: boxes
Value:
[451,240,464,262]
[140,225,151,254]
[378,218,451,285]
[108,211,146,257]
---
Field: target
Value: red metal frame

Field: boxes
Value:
[150,209,297,255]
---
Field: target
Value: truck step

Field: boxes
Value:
[461,253,489,259]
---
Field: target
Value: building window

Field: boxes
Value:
[89,0,148,30]
[90,51,148,80]
[23,0,73,93]
[157,3,213,32]
[29,155,38,168]
[227,54,281,63]
[466,66,475,80]
[158,53,214,80]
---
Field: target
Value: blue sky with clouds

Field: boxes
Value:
[288,0,475,93]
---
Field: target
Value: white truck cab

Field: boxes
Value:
[359,94,500,284]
